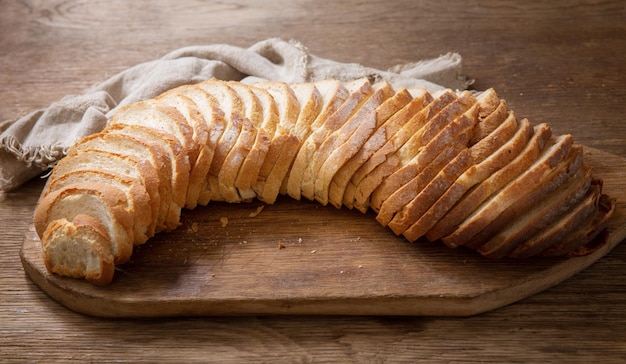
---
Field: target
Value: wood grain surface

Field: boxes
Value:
[2,0,625,362]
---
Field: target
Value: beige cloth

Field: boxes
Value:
[0,38,472,191]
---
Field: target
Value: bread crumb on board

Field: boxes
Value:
[191,222,199,233]
[278,241,285,249]
[219,216,229,227]
[248,205,265,217]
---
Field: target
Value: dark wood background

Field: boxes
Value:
[1,1,625,362]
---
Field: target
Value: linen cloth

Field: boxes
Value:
[0,38,472,191]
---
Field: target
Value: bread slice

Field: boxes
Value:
[34,181,135,265]
[441,132,574,249]
[432,123,552,246]
[248,85,281,139]
[286,79,350,201]
[469,89,507,145]
[46,169,155,245]
[316,82,401,207]
[42,214,115,286]
[483,161,591,258]
[421,114,531,242]
[340,89,430,209]
[368,91,477,213]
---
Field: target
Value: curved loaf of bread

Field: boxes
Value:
[33,78,616,285]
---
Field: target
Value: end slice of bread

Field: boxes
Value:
[42,214,115,286]
[35,182,135,265]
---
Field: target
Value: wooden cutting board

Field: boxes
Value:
[20,146,626,317]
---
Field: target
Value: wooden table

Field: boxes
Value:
[2,1,625,362]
